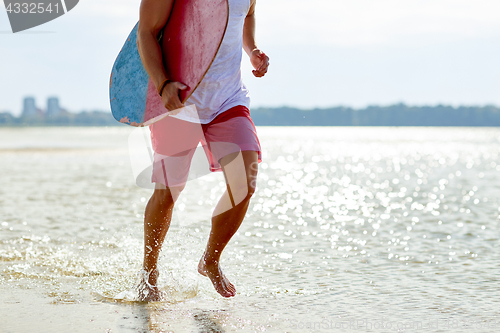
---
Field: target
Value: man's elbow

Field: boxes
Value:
[137,27,156,49]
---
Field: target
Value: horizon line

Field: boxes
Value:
[2,102,500,116]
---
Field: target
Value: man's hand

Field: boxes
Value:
[161,82,188,115]
[250,49,269,78]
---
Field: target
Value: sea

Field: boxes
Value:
[0,126,499,333]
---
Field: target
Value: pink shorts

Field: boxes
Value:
[150,105,262,187]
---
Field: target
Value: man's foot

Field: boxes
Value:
[198,257,236,297]
[136,268,164,302]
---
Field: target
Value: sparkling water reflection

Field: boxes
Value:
[0,127,499,332]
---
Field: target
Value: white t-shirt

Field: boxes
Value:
[169,0,251,124]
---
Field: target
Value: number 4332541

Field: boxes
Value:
[5,2,60,14]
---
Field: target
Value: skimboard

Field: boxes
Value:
[109,0,229,127]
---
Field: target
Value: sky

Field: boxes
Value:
[1,0,500,115]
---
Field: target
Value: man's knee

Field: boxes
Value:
[247,160,259,198]
[228,176,256,206]
[152,184,185,206]
[246,176,257,198]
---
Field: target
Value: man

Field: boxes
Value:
[136,0,269,300]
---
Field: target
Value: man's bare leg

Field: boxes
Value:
[198,151,259,297]
[138,183,183,301]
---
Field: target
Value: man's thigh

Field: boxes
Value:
[150,115,204,187]
[203,115,262,172]
[150,114,204,156]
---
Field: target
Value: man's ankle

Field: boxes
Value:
[202,256,220,266]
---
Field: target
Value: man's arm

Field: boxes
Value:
[137,0,186,111]
[243,0,269,78]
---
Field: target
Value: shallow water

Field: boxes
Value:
[1,126,499,332]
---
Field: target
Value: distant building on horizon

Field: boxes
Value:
[46,97,61,116]
[20,96,67,118]
[22,97,38,117]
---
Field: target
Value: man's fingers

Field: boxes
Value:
[165,97,185,112]
[258,55,269,70]
[162,81,188,111]
[252,70,266,78]
[258,62,269,72]
[253,60,269,77]
[166,105,183,111]
[166,102,185,111]
[175,82,189,90]
[253,53,269,77]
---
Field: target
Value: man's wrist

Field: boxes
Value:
[157,78,172,97]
